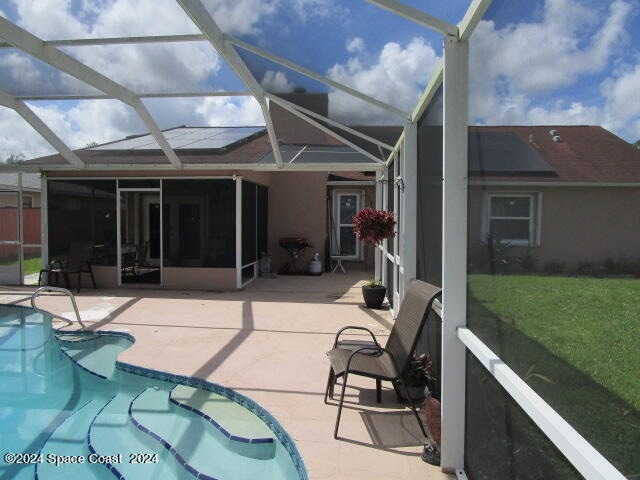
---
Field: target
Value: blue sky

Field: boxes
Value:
[0,0,638,160]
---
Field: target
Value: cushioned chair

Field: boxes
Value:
[325,280,441,439]
[38,241,97,293]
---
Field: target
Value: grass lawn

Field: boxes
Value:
[22,257,42,276]
[0,256,41,277]
[468,274,640,410]
[467,275,640,476]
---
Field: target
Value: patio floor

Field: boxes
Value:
[1,269,451,480]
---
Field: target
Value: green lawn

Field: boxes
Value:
[0,256,41,276]
[22,257,42,276]
[468,274,640,409]
[467,274,640,474]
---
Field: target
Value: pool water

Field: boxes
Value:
[0,305,305,480]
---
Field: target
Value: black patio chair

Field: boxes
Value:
[38,241,97,293]
[325,280,441,439]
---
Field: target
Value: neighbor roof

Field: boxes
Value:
[469,126,640,183]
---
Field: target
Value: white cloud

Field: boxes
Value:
[204,0,278,36]
[29,100,144,150]
[472,0,631,96]
[260,70,295,93]
[287,0,349,23]
[601,63,640,136]
[0,52,44,89]
[346,37,364,54]
[469,0,636,141]
[327,37,440,124]
[0,107,55,160]
[8,0,219,94]
[196,97,264,126]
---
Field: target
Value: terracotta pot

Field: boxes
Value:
[362,285,386,308]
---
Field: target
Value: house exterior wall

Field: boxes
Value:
[469,185,640,270]
[162,267,236,290]
[268,171,328,272]
[43,170,332,287]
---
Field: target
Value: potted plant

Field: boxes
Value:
[401,353,436,404]
[361,279,387,308]
[353,208,396,308]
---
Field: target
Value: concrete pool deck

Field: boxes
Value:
[1,270,451,480]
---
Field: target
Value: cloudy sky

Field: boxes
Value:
[0,0,638,161]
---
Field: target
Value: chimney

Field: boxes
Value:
[269,93,330,145]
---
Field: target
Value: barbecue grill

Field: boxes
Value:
[279,237,311,273]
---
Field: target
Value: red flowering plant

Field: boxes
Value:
[352,208,396,246]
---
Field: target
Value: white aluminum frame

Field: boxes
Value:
[235,176,244,289]
[440,34,469,472]
[1,1,630,477]
[458,327,626,480]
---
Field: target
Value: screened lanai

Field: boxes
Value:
[1,1,638,479]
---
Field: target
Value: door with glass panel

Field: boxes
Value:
[118,189,162,285]
[0,191,21,284]
[333,191,362,259]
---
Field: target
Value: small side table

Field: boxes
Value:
[331,256,346,273]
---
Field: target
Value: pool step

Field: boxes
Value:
[170,385,275,451]
[130,388,277,480]
[57,335,130,379]
[89,392,186,480]
[36,400,115,480]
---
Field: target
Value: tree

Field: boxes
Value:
[4,153,25,164]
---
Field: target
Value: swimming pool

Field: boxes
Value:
[0,304,306,480]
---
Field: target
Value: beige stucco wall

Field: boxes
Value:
[267,171,328,272]
[469,185,640,270]
[162,267,236,290]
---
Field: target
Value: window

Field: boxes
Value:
[485,193,539,245]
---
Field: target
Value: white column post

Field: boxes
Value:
[235,176,242,289]
[401,122,417,301]
[18,172,24,283]
[440,35,469,471]
[41,173,48,267]
[374,171,383,280]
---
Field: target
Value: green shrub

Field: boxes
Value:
[544,261,566,275]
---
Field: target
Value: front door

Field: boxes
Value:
[332,191,363,260]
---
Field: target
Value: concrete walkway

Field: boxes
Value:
[1,271,451,480]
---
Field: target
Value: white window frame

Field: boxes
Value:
[332,190,364,260]
[483,192,541,246]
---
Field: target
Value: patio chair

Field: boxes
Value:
[325,280,441,439]
[38,240,97,293]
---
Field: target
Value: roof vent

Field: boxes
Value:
[529,134,535,143]
[553,135,561,143]
[549,129,558,136]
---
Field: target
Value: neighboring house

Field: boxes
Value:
[0,172,41,208]
[467,126,640,270]
[0,173,42,271]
